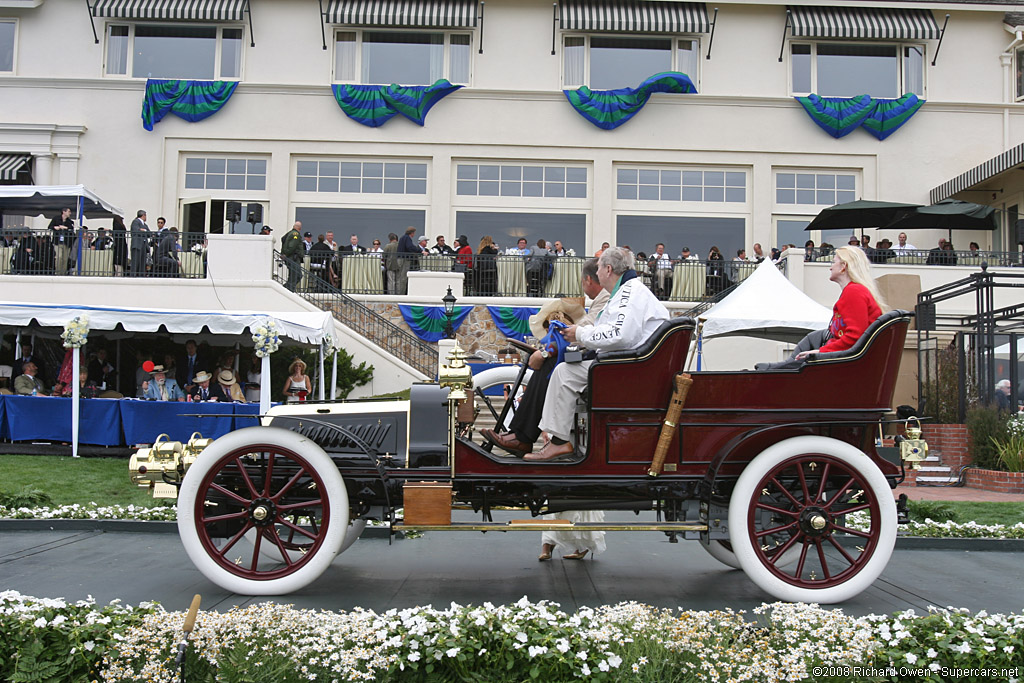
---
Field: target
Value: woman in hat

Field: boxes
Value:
[282,358,311,402]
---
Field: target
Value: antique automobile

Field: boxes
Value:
[131,310,918,603]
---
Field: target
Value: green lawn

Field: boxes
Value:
[907,498,1024,527]
[0,454,164,508]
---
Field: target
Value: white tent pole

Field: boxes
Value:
[115,338,121,392]
[318,346,325,401]
[330,349,338,400]
[15,329,21,359]
[233,342,240,374]
[71,348,81,458]
[259,354,271,418]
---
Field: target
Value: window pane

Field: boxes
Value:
[661,170,680,185]
[545,167,566,181]
[133,24,217,79]
[362,162,383,177]
[248,159,267,175]
[589,36,671,89]
[1018,47,1024,100]
[523,182,543,197]
[226,159,246,174]
[566,167,587,182]
[817,174,835,189]
[682,186,702,201]
[618,168,638,184]
[450,33,470,84]
[796,189,815,204]
[362,178,383,193]
[458,179,477,194]
[479,181,499,196]
[777,188,795,204]
[185,158,205,173]
[796,173,814,189]
[566,183,587,198]
[384,179,405,193]
[837,189,856,204]
[817,43,898,98]
[220,27,242,79]
[319,177,339,192]
[638,185,659,200]
[341,178,362,192]
[544,183,565,197]
[776,173,795,189]
[704,171,724,186]
[615,214,745,263]
[682,171,702,186]
[480,165,499,180]
[296,177,317,192]
[226,175,245,190]
[523,166,544,181]
[660,185,680,201]
[335,32,356,81]
[618,185,638,200]
[207,158,226,173]
[247,175,266,191]
[816,190,835,205]
[297,160,317,176]
[836,174,855,190]
[407,163,427,178]
[105,25,129,75]
[0,21,12,72]
[791,44,811,93]
[725,187,745,203]
[725,172,745,187]
[207,174,225,190]
[564,36,585,86]
[406,179,426,194]
[319,161,340,176]
[638,169,659,184]
[185,174,204,189]
[704,186,724,202]
[500,181,521,196]
[362,31,443,85]
[904,45,924,96]
[501,166,522,180]
[777,219,811,249]
[341,162,362,177]
[384,162,405,178]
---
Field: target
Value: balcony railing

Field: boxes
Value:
[292,251,765,302]
[804,248,1023,268]
[0,227,208,278]
[273,251,437,377]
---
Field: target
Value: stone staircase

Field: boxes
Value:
[907,453,960,486]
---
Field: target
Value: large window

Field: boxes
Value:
[0,19,14,72]
[105,24,243,79]
[185,157,266,191]
[775,172,856,207]
[791,43,924,97]
[456,164,587,198]
[617,168,745,203]
[455,211,587,255]
[335,30,470,85]
[564,35,698,89]
[616,215,745,260]
[1017,47,1024,101]
[296,160,427,195]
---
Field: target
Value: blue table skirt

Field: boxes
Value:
[3,395,123,446]
[120,400,236,444]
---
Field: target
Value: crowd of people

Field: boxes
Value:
[800,232,980,266]
[7,338,315,404]
[1,208,206,277]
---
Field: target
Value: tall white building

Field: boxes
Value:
[2,0,1023,259]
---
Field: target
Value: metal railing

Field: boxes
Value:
[804,247,1023,268]
[273,251,437,377]
[295,251,763,302]
[0,227,207,278]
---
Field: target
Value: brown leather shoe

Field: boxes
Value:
[482,429,533,454]
[523,440,574,461]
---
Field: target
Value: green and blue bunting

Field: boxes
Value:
[861,93,925,141]
[487,306,540,342]
[563,72,697,130]
[332,79,463,128]
[795,93,925,140]
[141,80,238,131]
[398,305,474,342]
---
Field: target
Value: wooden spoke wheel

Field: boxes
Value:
[178,427,349,595]
[728,436,896,603]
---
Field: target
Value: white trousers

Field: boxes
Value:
[538,360,592,441]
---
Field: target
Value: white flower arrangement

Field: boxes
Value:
[190,243,206,255]
[566,248,577,257]
[251,318,280,358]
[321,332,335,354]
[61,314,89,349]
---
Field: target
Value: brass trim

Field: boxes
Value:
[663,420,676,427]
[394,521,708,532]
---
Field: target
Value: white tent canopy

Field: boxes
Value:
[0,184,124,219]
[699,259,833,343]
[0,302,333,346]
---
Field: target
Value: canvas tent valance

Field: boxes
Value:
[0,185,123,219]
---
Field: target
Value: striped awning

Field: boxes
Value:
[0,154,30,181]
[789,6,940,41]
[90,0,247,21]
[560,1,710,34]
[324,0,478,28]
[931,143,1024,204]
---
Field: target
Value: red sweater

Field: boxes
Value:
[820,282,882,353]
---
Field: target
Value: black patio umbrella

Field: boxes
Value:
[805,200,922,237]
[883,199,999,243]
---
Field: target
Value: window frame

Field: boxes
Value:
[789,40,926,98]
[452,159,591,209]
[102,21,245,80]
[772,168,860,212]
[1016,46,1024,102]
[561,33,701,90]
[332,28,473,86]
[182,155,269,195]
[0,17,17,74]
[614,164,749,211]
[293,156,431,203]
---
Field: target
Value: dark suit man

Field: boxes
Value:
[177,339,208,390]
[339,234,366,254]
[155,228,181,277]
[129,209,150,276]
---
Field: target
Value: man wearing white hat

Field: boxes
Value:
[141,365,185,401]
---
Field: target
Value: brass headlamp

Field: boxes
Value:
[129,432,213,498]
[899,418,928,470]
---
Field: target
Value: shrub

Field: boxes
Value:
[271,345,373,400]
[991,415,1024,473]
[965,406,1009,470]
[0,486,52,509]
[906,500,959,524]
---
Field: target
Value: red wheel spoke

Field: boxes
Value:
[832,524,871,538]
[278,499,324,512]
[794,540,810,577]
[268,530,296,566]
[202,510,250,524]
[815,541,831,580]
[754,502,800,518]
[209,483,251,507]
[232,458,261,499]
[796,464,811,502]
[813,463,831,504]
[263,453,276,497]
[272,468,307,502]
[765,529,801,565]
[768,477,804,508]
[755,520,798,538]
[823,477,857,510]
[249,526,265,571]
[217,521,254,557]
[827,535,857,565]
[834,502,871,516]
[277,517,319,541]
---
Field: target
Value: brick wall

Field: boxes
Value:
[964,469,1024,494]
[922,424,971,469]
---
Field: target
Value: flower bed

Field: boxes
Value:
[2,591,1022,683]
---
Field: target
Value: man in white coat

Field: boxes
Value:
[526,247,670,461]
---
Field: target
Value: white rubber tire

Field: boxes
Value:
[700,540,742,569]
[178,426,350,595]
[728,435,896,604]
[243,519,366,562]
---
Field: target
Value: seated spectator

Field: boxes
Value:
[752,243,766,262]
[13,362,49,395]
[135,353,153,397]
[188,371,216,401]
[214,369,245,402]
[969,241,980,254]
[87,348,115,389]
[706,245,728,295]
[141,365,185,401]
[309,234,337,289]
[92,227,112,251]
[595,241,610,257]
[61,368,100,398]
[648,242,673,299]
[926,238,958,265]
[874,239,895,263]
[476,235,499,296]
[155,227,181,277]
[893,232,917,256]
[506,237,530,256]
[552,240,567,257]
[525,238,552,296]
[432,235,455,255]
[679,246,698,261]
